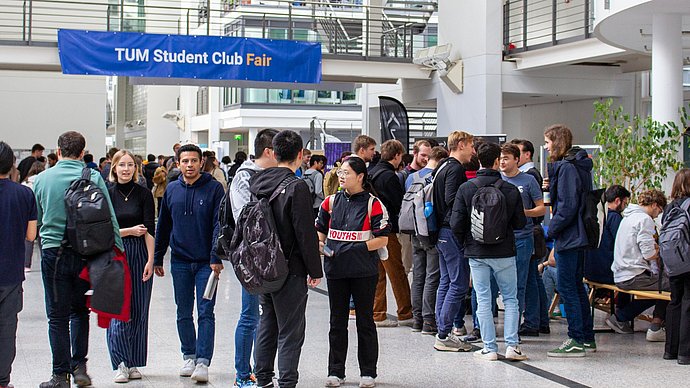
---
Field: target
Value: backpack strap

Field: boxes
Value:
[269,175,299,203]
[81,167,92,181]
[371,169,387,184]
[681,198,690,213]
[325,194,337,214]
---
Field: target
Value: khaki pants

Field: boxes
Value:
[398,233,413,274]
[373,233,413,321]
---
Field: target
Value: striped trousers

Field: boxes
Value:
[106,236,153,369]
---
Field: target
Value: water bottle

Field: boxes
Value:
[424,201,433,218]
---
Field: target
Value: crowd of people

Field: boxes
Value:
[1,123,689,388]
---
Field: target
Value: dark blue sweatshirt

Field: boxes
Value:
[154,172,225,265]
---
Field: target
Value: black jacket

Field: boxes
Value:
[250,167,323,279]
[369,161,403,233]
[432,157,467,228]
[450,169,526,258]
[524,166,544,224]
[315,191,390,279]
[143,162,159,189]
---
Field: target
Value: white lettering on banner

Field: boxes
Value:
[115,48,149,62]
[115,47,254,67]
[327,229,372,242]
[211,51,244,65]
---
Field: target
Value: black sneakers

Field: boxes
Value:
[39,374,70,388]
[421,321,438,335]
[72,364,92,387]
[518,326,540,337]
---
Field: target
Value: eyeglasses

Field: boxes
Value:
[336,170,350,178]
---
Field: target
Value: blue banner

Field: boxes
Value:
[57,29,322,83]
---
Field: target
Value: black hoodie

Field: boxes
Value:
[250,167,323,279]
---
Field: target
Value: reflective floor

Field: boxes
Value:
[12,251,689,387]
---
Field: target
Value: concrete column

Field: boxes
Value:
[436,0,503,136]
[247,127,258,158]
[208,87,221,150]
[364,0,384,57]
[113,76,127,149]
[651,13,683,126]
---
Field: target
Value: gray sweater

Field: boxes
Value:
[229,160,263,220]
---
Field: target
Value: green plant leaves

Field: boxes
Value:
[590,99,688,198]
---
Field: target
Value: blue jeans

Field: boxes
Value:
[41,248,90,375]
[555,249,594,343]
[469,257,520,352]
[435,228,470,336]
[170,260,217,366]
[543,265,558,308]
[471,276,499,329]
[515,236,534,318]
[235,287,260,380]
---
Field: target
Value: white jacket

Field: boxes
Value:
[612,204,658,283]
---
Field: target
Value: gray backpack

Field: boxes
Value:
[399,170,433,235]
[470,179,507,245]
[659,199,690,277]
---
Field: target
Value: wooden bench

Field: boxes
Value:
[548,279,670,322]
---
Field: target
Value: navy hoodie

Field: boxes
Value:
[154,172,225,265]
[547,147,593,251]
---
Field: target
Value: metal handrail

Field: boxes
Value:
[503,0,594,56]
[0,0,437,60]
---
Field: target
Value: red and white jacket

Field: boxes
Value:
[315,190,390,279]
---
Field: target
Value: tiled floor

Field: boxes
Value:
[11,253,689,387]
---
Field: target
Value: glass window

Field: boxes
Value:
[244,88,268,103]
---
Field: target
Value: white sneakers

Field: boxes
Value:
[646,327,666,342]
[359,376,376,387]
[114,362,129,383]
[191,363,209,383]
[505,346,528,361]
[325,376,345,387]
[473,346,528,361]
[128,367,142,380]
[179,359,196,377]
[180,360,208,383]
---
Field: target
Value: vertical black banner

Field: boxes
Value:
[378,96,409,151]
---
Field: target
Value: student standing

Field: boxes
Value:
[229,128,279,388]
[664,169,690,365]
[317,156,390,388]
[543,124,596,357]
[499,144,545,335]
[154,144,225,383]
[106,150,156,383]
[251,130,323,388]
[451,142,527,361]
[0,141,38,388]
[34,131,123,388]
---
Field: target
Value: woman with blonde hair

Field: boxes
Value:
[543,124,595,357]
[106,149,156,382]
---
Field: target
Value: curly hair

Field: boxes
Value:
[637,189,667,209]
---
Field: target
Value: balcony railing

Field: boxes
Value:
[503,0,593,56]
[0,0,437,61]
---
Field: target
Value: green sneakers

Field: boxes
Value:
[583,340,597,352]
[547,338,586,358]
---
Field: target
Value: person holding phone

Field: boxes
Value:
[316,156,390,388]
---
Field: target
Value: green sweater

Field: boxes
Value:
[34,159,123,251]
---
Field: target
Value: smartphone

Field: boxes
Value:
[323,245,334,257]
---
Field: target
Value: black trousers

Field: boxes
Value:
[0,283,22,387]
[255,275,308,388]
[666,272,690,358]
[327,275,378,379]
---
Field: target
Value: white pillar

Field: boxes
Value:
[436,0,502,136]
[113,76,127,149]
[208,87,221,149]
[651,13,683,126]
[247,128,258,158]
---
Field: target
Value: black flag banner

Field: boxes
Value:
[379,96,409,151]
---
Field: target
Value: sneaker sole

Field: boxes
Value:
[191,374,209,383]
[506,355,528,361]
[421,331,437,335]
[547,351,586,358]
[434,344,473,352]
[411,328,422,332]
[180,371,193,377]
[584,347,597,353]
[74,377,91,387]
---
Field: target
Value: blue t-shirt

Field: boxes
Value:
[405,167,433,190]
[502,172,542,239]
[0,178,37,286]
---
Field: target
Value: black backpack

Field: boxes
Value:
[228,175,298,295]
[64,168,115,256]
[216,168,258,260]
[470,179,507,245]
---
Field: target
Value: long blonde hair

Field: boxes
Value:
[109,149,139,183]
